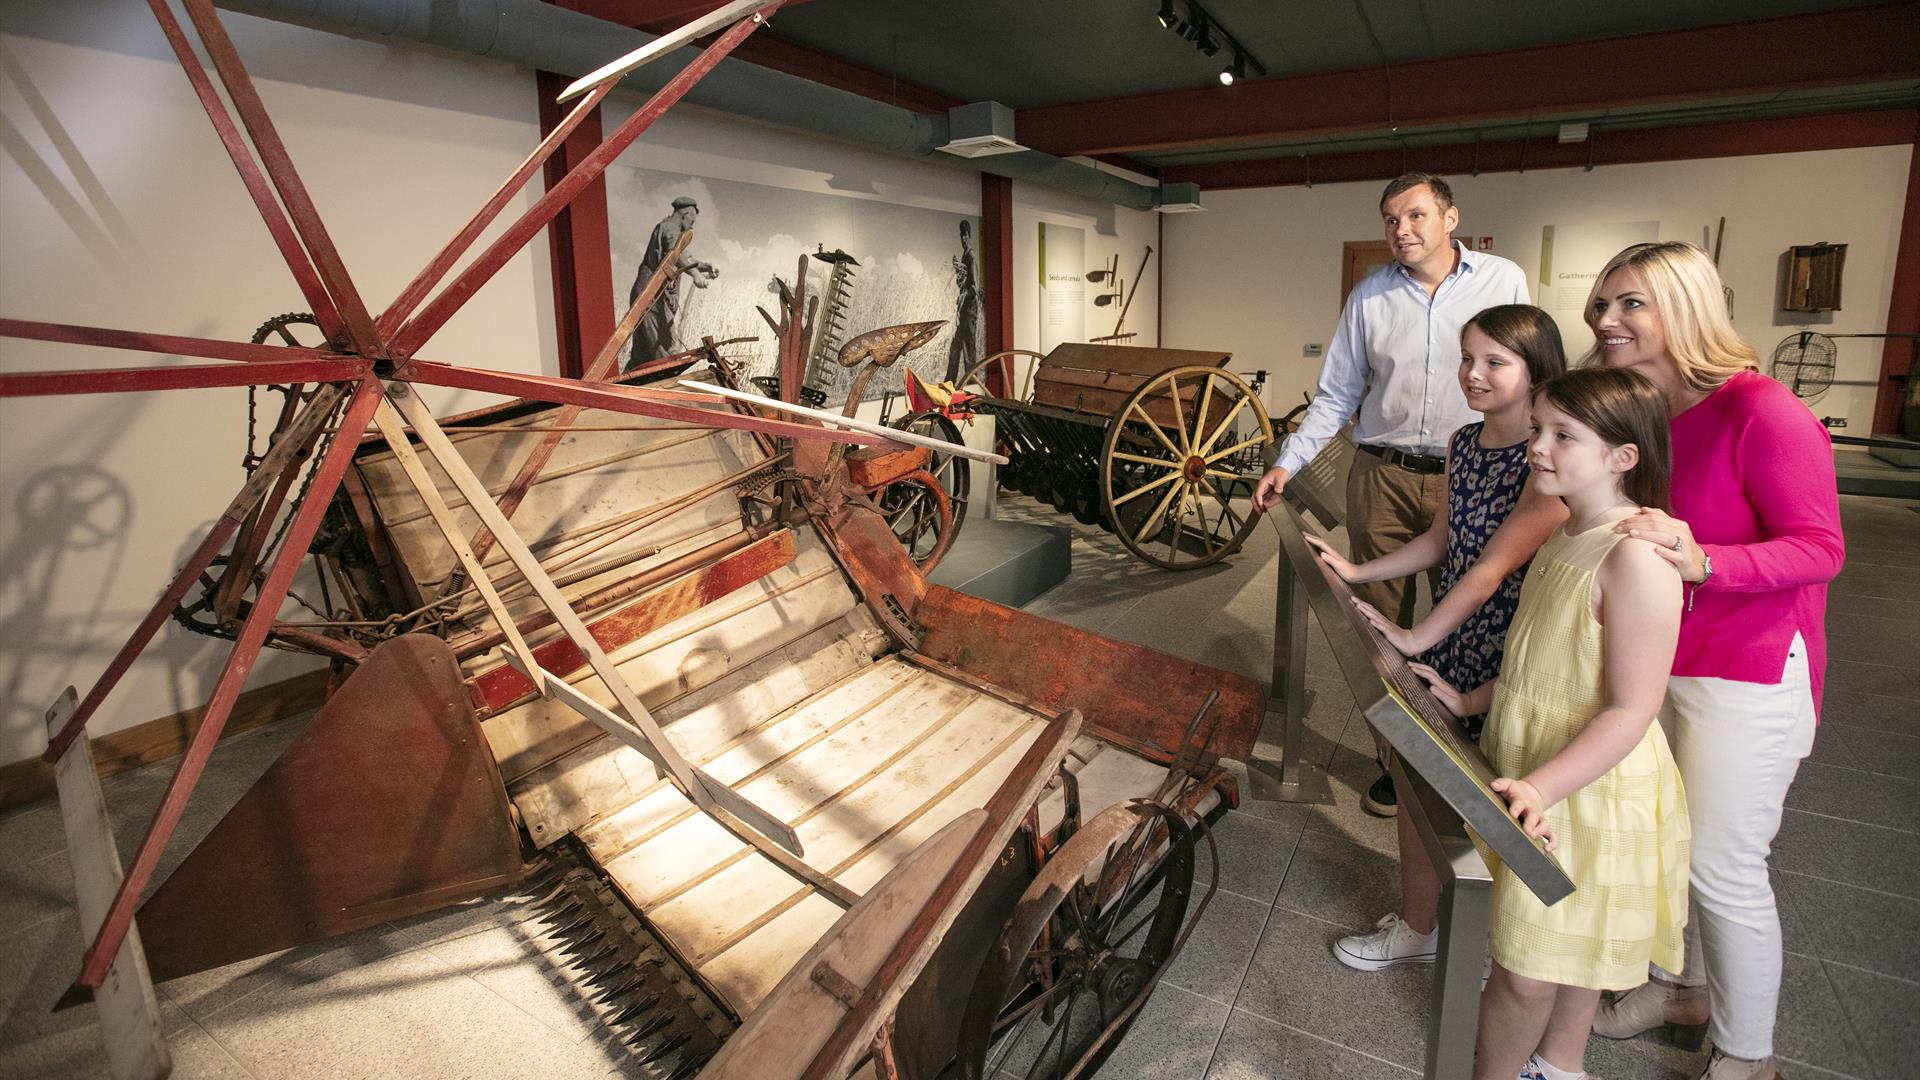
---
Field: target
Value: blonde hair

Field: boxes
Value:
[1580,241,1758,391]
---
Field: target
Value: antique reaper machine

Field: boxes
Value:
[4,3,1261,1078]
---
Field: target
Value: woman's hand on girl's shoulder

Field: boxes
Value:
[1490,777,1558,852]
[1614,506,1708,583]
[1303,533,1362,582]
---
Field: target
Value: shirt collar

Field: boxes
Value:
[1394,239,1475,281]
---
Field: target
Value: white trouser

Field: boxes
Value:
[1653,632,1817,1060]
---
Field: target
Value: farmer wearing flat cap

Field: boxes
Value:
[626,195,720,368]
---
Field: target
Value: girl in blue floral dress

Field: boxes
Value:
[1305,304,1571,971]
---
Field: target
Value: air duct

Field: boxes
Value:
[216,0,1168,211]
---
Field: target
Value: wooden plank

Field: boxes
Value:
[371,400,547,695]
[45,689,170,1080]
[479,542,862,781]
[699,809,992,1080]
[555,0,783,102]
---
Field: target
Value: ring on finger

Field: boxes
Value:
[1670,534,1685,552]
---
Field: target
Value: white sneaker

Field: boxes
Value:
[1333,913,1436,971]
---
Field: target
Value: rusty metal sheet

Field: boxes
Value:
[135,634,523,983]
[912,584,1263,763]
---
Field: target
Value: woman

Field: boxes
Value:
[1584,241,1845,1080]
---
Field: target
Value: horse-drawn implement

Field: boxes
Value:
[956,344,1276,570]
[4,3,1261,1076]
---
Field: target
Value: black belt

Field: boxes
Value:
[1358,443,1446,475]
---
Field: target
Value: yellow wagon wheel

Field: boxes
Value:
[1099,365,1273,571]
[958,349,1043,404]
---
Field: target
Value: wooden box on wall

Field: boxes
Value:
[1783,243,1847,312]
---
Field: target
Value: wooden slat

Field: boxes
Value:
[46,689,170,1080]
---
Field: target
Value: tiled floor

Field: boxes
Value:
[2,495,1914,1079]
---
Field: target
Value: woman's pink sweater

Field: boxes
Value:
[1670,370,1845,712]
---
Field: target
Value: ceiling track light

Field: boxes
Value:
[1158,1,1266,87]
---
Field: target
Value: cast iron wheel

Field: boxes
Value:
[1069,483,1102,527]
[1099,365,1273,571]
[887,410,970,534]
[1047,470,1077,514]
[955,801,1196,1080]
[875,471,957,571]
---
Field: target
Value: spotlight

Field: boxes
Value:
[1195,18,1220,56]
[1156,0,1176,28]
[1219,50,1245,85]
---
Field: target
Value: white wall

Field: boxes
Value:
[1162,147,1914,431]
[0,0,1160,763]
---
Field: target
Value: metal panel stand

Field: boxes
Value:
[1393,755,1493,1080]
[1247,536,1333,804]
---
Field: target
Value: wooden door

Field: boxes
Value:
[1341,240,1396,309]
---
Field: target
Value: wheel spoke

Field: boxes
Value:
[1111,467,1180,508]
[1195,394,1251,457]
[1165,374,1190,454]
[1203,434,1268,465]
[1132,481,1183,548]
[1127,402,1185,460]
[1190,372,1216,458]
[1110,450,1182,470]
[1204,478,1246,534]
[1164,486,1187,563]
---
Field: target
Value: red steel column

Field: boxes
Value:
[536,70,615,380]
[981,173,1014,359]
[1874,134,1920,436]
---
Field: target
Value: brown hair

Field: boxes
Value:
[1536,368,1672,511]
[1463,304,1566,387]
[1580,241,1758,390]
[1379,172,1454,212]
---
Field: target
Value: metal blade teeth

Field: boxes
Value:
[640,1033,690,1066]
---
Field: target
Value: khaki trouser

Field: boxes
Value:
[1344,446,1446,629]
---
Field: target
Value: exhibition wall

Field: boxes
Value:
[0,0,1161,764]
[1162,147,1913,434]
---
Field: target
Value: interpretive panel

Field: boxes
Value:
[1272,504,1574,905]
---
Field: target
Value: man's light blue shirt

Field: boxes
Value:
[1274,241,1530,476]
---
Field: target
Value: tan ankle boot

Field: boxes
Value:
[1592,979,1709,1049]
[1698,1048,1779,1080]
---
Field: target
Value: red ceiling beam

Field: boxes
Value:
[535,69,615,380]
[1159,108,1919,192]
[1874,139,1920,436]
[1020,4,1920,157]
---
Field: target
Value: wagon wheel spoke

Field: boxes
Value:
[1203,478,1246,534]
[1203,434,1268,465]
[1125,401,1185,461]
[1110,450,1183,470]
[1194,393,1251,457]
[1165,373,1191,454]
[1132,481,1184,548]
[1189,372,1216,458]
[1110,467,1181,508]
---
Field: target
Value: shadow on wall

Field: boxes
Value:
[0,39,139,268]
[0,464,134,756]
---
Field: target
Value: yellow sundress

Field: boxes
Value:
[1481,523,1691,991]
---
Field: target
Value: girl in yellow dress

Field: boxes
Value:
[1411,368,1690,1080]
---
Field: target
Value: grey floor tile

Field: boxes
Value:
[1234,909,1431,1070]
[1578,1032,1701,1080]
[422,921,603,1043]
[1775,951,1879,1079]
[1093,983,1230,1080]
[1821,691,1920,738]
[1786,761,1920,834]
[0,798,68,869]
[1825,661,1920,703]
[1217,758,1319,829]
[1822,959,1920,1080]
[388,889,552,951]
[1772,809,1920,899]
[1205,1006,1417,1080]
[1205,809,1302,905]
[160,919,423,1025]
[1807,726,1920,783]
[0,911,194,1080]
[1164,887,1273,1004]
[0,847,76,944]
[1777,871,1920,984]
[1273,828,1403,934]
[1302,745,1399,856]
[162,1017,259,1080]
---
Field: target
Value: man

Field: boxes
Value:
[626,195,720,370]
[1252,173,1528,819]
[946,219,982,384]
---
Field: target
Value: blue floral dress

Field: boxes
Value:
[1419,421,1533,739]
